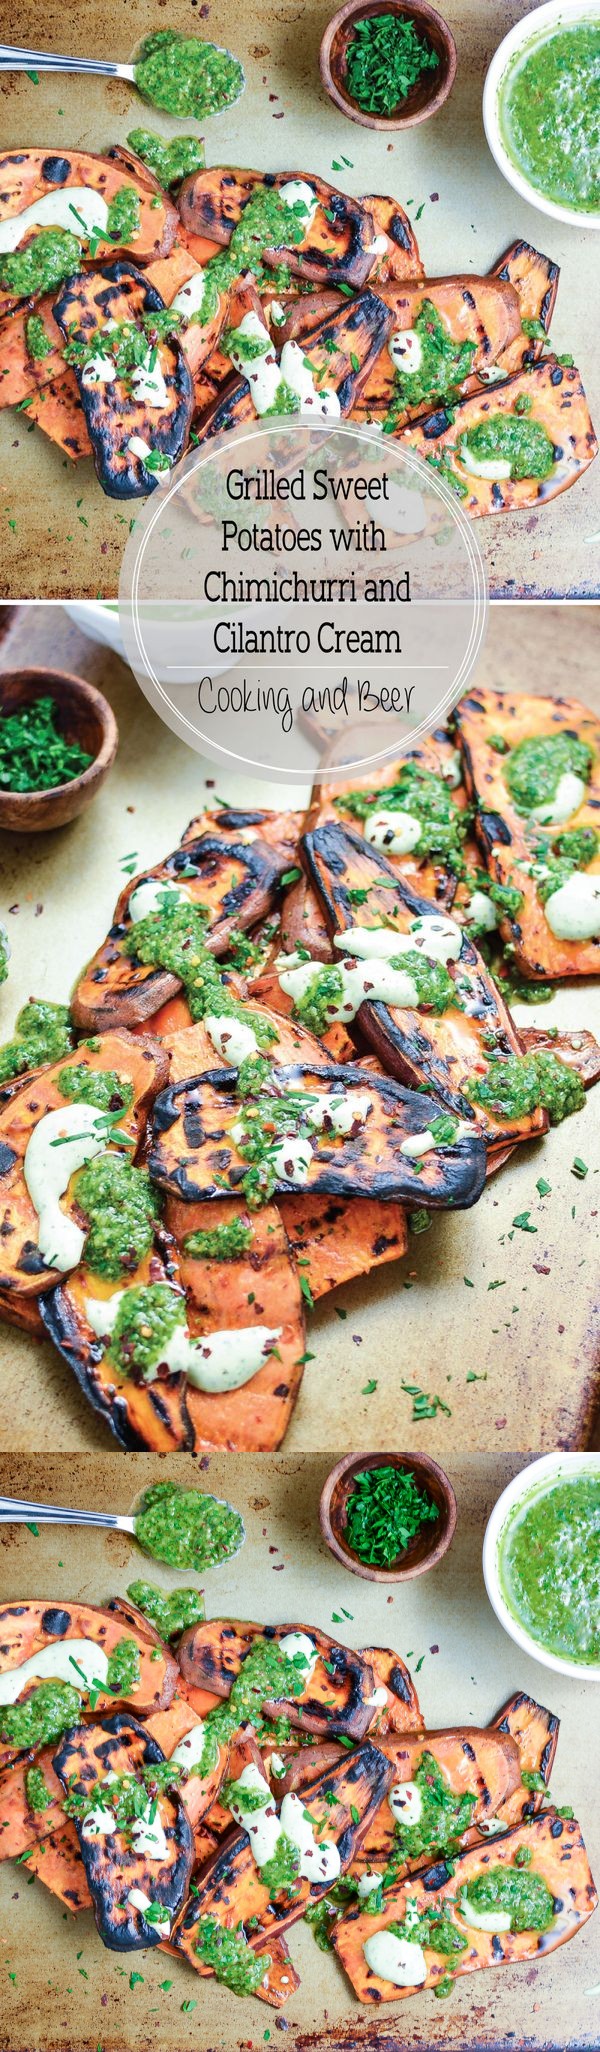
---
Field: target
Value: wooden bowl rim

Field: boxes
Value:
[320,0,457,131]
[319,1449,457,1582]
[0,665,118,806]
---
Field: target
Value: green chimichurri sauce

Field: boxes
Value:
[384,300,476,428]
[0,695,93,794]
[459,415,555,482]
[75,1154,158,1281]
[536,827,600,906]
[197,1635,311,1773]
[185,184,310,326]
[336,762,469,869]
[499,1473,600,1664]
[183,1216,253,1260]
[0,1000,73,1086]
[195,1915,269,1996]
[127,128,205,188]
[25,314,54,363]
[106,1637,141,1695]
[105,186,141,244]
[386,1752,476,1871]
[134,30,244,120]
[261,1830,301,1897]
[504,733,593,816]
[25,1765,54,1812]
[57,1065,133,1116]
[389,1905,467,1956]
[65,1758,180,1825]
[125,900,277,1048]
[498,24,600,214]
[126,1580,205,1640]
[466,1050,584,1125]
[105,1283,186,1380]
[460,1865,555,1932]
[401,950,457,1014]
[0,228,81,297]
[0,1680,80,1749]
[134,1480,245,1572]
[295,966,345,1038]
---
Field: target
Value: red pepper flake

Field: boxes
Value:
[533,1262,551,1275]
[495,1416,507,1430]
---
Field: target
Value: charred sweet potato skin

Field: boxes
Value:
[455,686,600,979]
[53,1712,194,1949]
[488,1691,559,1834]
[357,194,423,283]
[303,821,547,1152]
[280,1191,407,1297]
[72,817,292,1032]
[149,1058,486,1210]
[178,1619,377,1740]
[333,1811,598,2001]
[401,360,598,516]
[0,1029,167,1301]
[40,1236,194,1454]
[177,169,376,288]
[489,239,560,378]
[357,1647,423,1735]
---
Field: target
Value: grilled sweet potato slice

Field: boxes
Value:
[0,295,63,408]
[455,685,600,979]
[357,194,424,283]
[177,169,376,288]
[174,1738,394,1969]
[488,1691,559,1834]
[163,1194,305,1453]
[148,1056,486,1209]
[352,275,521,426]
[52,261,194,497]
[0,1598,178,1770]
[26,368,92,458]
[350,1727,521,1877]
[401,360,598,516]
[72,816,292,1032]
[53,1712,194,1949]
[178,1620,377,1741]
[40,1236,194,1453]
[0,1029,167,1302]
[145,1695,229,1835]
[198,287,394,435]
[308,725,470,910]
[356,1647,423,1735]
[303,821,547,1153]
[519,1025,600,1088]
[489,238,560,378]
[26,1817,92,1912]
[0,148,178,316]
[333,1810,597,2001]
[145,239,229,382]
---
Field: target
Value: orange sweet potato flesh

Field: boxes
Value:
[178,169,377,289]
[401,360,598,516]
[26,368,92,459]
[40,1236,194,1453]
[350,1726,521,1877]
[0,296,63,408]
[334,1811,598,2002]
[280,1190,407,1297]
[304,820,547,1154]
[164,1193,306,1453]
[519,1025,600,1088]
[0,1029,167,1301]
[487,1690,559,1833]
[26,1817,92,1912]
[178,1619,377,1741]
[53,1712,194,1949]
[351,275,521,426]
[455,685,600,979]
[488,238,560,378]
[145,1695,229,1834]
[308,725,469,909]
[0,1599,178,1771]
[0,1745,64,1858]
[356,1647,423,1736]
[72,810,294,1032]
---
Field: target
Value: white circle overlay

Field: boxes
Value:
[120,417,488,785]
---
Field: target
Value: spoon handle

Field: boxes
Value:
[0,44,132,79]
[0,1494,133,1532]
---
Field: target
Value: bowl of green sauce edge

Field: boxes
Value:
[483,1,600,230]
[483,1453,600,1680]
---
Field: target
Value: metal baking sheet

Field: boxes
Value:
[0,599,598,1454]
[0,0,598,599]
[0,1449,599,2051]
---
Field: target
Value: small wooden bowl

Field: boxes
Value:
[0,668,118,832]
[320,0,457,130]
[320,1450,457,1582]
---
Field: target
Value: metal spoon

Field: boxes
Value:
[0,42,136,83]
[0,1493,135,1534]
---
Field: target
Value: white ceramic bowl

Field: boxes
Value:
[483,0,600,231]
[483,1451,600,1681]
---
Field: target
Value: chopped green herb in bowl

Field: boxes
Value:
[0,673,117,832]
[321,1453,456,1581]
[321,3,456,132]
